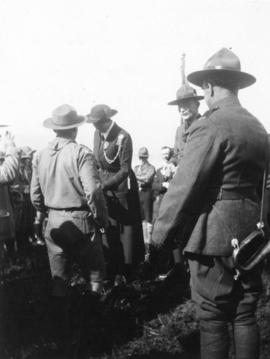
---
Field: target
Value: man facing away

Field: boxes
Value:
[152,48,269,359]
[31,104,108,350]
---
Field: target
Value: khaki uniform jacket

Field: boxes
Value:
[152,96,269,256]
[31,137,108,230]
[134,162,156,190]
[0,149,19,240]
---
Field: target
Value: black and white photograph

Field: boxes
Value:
[1,0,270,358]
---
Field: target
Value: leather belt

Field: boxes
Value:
[210,187,258,201]
[100,168,119,174]
[49,207,89,212]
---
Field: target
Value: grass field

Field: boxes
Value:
[0,249,270,359]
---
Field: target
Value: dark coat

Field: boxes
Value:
[152,164,176,222]
[172,115,201,165]
[152,96,269,256]
[93,122,144,262]
[0,150,19,240]
[134,161,156,222]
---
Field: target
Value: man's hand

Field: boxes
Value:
[162,182,169,189]
[33,211,45,239]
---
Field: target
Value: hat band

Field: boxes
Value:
[206,65,241,71]
[51,112,79,127]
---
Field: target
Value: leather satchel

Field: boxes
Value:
[232,170,270,272]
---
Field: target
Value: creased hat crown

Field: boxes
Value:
[43,104,85,129]
[187,48,256,89]
[168,83,203,105]
[87,104,118,123]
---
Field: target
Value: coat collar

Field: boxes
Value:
[48,137,75,151]
[210,94,241,110]
[104,122,122,142]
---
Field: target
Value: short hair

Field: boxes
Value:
[204,75,239,94]
[53,128,77,137]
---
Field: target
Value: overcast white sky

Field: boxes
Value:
[0,0,270,166]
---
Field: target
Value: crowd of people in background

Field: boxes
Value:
[0,142,41,270]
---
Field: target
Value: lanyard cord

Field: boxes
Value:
[259,169,267,226]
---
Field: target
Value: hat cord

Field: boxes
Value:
[103,134,124,164]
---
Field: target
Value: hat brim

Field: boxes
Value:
[187,69,256,89]
[86,109,118,123]
[168,95,204,106]
[43,116,86,129]
[21,151,35,159]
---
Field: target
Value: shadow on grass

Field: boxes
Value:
[0,247,192,359]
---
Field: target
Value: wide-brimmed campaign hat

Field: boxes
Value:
[138,147,149,158]
[20,146,35,159]
[43,104,86,130]
[187,48,256,89]
[86,104,118,123]
[168,83,204,106]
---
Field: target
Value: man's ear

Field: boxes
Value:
[209,82,214,97]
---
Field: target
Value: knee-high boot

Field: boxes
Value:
[233,321,260,359]
[200,319,230,359]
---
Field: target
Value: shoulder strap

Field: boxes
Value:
[259,169,267,226]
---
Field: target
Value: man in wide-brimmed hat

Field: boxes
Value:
[134,147,156,258]
[152,48,269,359]
[31,104,108,351]
[87,104,144,285]
[168,83,204,165]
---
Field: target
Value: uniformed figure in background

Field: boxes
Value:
[168,54,204,165]
[152,146,176,221]
[0,131,19,269]
[134,147,156,258]
[12,146,36,254]
[31,104,108,349]
[87,104,144,285]
[152,146,183,276]
[152,48,269,359]
[0,151,5,165]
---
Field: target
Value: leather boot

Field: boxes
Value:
[233,322,260,359]
[200,319,229,359]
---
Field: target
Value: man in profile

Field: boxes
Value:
[87,104,144,284]
[152,48,269,359]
